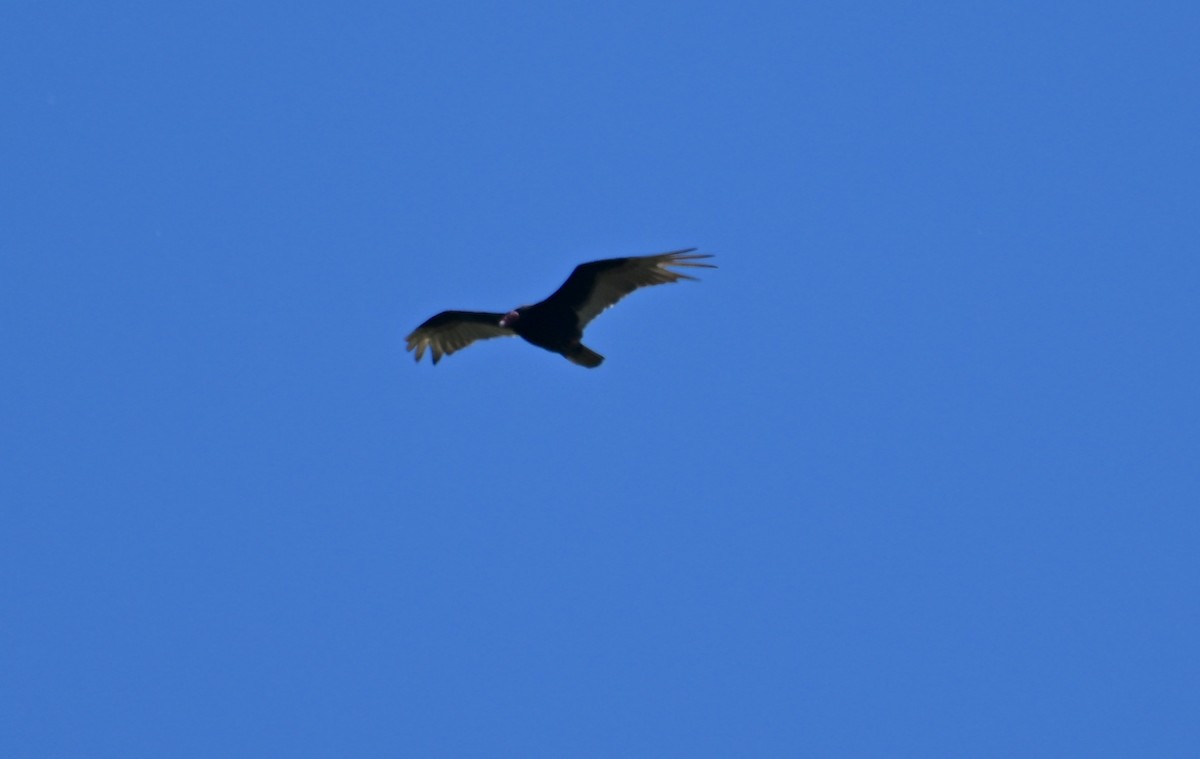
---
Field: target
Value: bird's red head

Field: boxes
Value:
[499,309,521,328]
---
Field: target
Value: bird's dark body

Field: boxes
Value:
[405,249,714,368]
[510,301,581,353]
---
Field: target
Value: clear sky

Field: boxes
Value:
[3,2,1198,756]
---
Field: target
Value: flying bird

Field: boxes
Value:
[406,248,715,368]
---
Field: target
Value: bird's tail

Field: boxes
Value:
[564,343,604,368]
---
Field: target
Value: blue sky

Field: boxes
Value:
[3,2,1198,756]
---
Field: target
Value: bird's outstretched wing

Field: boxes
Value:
[543,248,716,328]
[405,311,515,364]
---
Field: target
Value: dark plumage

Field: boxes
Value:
[406,248,715,368]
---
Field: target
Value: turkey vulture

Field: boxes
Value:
[406,248,715,368]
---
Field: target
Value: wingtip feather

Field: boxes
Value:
[660,250,717,269]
